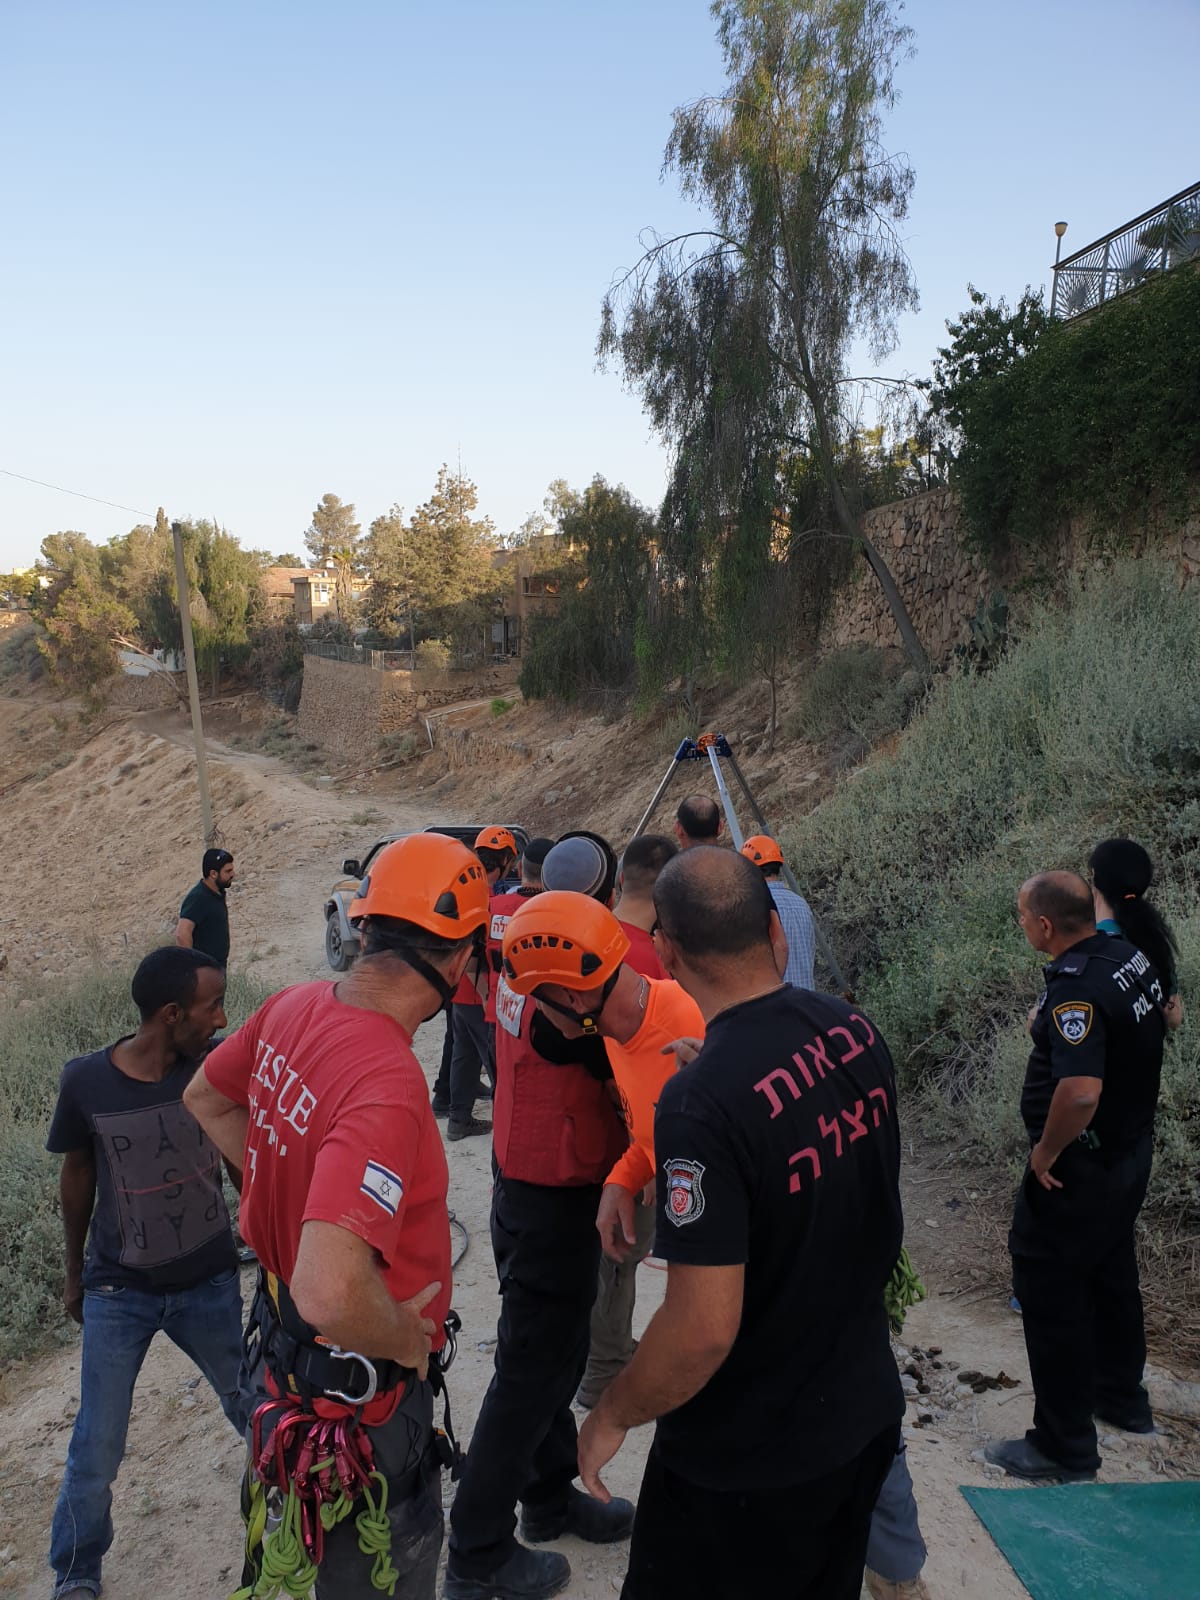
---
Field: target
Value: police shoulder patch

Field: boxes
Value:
[1052,1001,1094,1045]
[664,1157,705,1227]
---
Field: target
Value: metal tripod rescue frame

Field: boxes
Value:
[630,733,849,994]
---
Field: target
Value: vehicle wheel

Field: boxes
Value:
[325,914,358,972]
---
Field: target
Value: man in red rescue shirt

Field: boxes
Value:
[184,832,489,1600]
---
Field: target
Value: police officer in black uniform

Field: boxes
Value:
[986,871,1167,1483]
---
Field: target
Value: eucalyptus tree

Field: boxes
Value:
[600,0,928,671]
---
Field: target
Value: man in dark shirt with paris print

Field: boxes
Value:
[46,947,245,1600]
[578,848,904,1600]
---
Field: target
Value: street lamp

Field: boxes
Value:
[1050,220,1068,317]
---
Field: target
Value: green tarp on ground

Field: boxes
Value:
[961,1481,1200,1600]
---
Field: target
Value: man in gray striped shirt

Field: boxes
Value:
[741,835,816,989]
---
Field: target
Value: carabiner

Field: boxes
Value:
[436,1310,462,1375]
[323,1348,378,1407]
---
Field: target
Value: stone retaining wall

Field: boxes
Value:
[298,654,520,760]
[434,725,534,771]
[824,491,990,660]
[825,490,1200,662]
[104,670,181,711]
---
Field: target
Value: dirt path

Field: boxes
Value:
[0,700,420,990]
[0,707,1196,1599]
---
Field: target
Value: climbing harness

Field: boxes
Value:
[233,1277,463,1599]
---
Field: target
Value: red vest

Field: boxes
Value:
[486,888,537,1024]
[492,974,627,1187]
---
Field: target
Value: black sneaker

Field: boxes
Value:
[520,1485,635,1545]
[443,1544,570,1600]
[447,1116,492,1142]
[983,1437,1097,1483]
[431,1094,451,1118]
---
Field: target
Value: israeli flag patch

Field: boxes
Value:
[361,1160,403,1217]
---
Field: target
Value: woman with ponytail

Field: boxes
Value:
[1088,838,1183,1031]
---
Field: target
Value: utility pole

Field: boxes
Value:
[171,519,215,844]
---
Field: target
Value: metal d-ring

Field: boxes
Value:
[324,1349,379,1407]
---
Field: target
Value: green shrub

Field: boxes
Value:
[650,709,699,760]
[0,963,269,1366]
[0,622,44,685]
[951,267,1200,556]
[786,646,924,755]
[414,638,451,672]
[785,560,1200,1218]
[491,697,515,718]
[378,730,420,767]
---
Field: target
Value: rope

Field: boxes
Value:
[233,1484,319,1599]
[234,1400,397,1600]
[885,1247,927,1335]
[355,1471,400,1595]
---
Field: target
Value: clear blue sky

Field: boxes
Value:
[2,0,1196,569]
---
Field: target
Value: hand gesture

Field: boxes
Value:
[394,1280,442,1378]
[661,1036,703,1069]
[596,1184,637,1262]
[1030,1144,1063,1192]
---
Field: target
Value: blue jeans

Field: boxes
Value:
[49,1268,246,1597]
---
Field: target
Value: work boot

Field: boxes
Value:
[865,1570,931,1600]
[447,1116,492,1142]
[1095,1408,1155,1435]
[520,1485,635,1544]
[443,1544,569,1600]
[1095,1390,1155,1434]
[431,1093,451,1117]
[983,1437,1097,1483]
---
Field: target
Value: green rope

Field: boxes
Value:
[236,1484,319,1600]
[355,1471,399,1597]
[230,1454,397,1600]
[884,1247,927,1335]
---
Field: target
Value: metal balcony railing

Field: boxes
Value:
[1050,180,1200,320]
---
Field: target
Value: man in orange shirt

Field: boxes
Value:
[500,893,704,1382]
[573,834,677,1406]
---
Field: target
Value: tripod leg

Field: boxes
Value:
[725,752,850,995]
[707,744,745,849]
[631,749,686,840]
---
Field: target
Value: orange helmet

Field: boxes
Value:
[349,833,489,938]
[741,834,784,868]
[502,891,630,996]
[475,826,517,856]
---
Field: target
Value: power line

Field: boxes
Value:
[0,467,155,520]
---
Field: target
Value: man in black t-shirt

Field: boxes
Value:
[578,847,903,1600]
[986,871,1167,1485]
[46,947,245,1600]
[176,847,234,966]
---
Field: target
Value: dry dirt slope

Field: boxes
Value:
[0,696,422,990]
[0,691,1197,1600]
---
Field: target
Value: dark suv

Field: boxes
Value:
[324,823,529,971]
